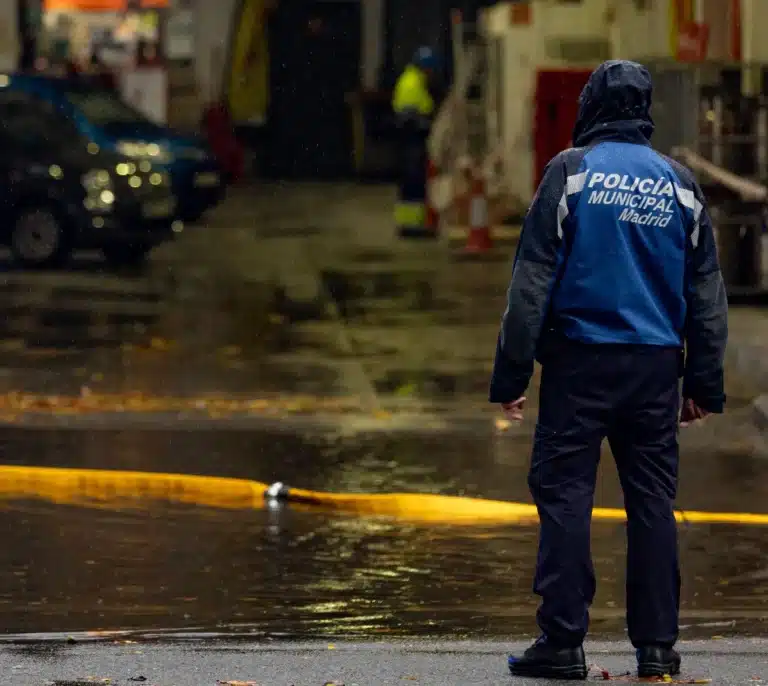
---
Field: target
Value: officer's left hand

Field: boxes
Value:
[679,397,710,427]
[501,397,526,422]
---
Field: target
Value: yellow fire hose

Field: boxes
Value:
[0,465,766,527]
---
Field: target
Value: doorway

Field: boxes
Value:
[267,0,361,179]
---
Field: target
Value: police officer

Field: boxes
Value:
[490,60,727,679]
[392,47,437,237]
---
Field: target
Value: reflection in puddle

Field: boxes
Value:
[0,497,766,640]
[0,427,765,639]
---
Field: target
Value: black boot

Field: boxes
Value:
[508,636,588,680]
[636,645,681,677]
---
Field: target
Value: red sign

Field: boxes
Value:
[676,21,710,61]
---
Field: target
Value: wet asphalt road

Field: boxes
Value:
[0,183,765,684]
[1,639,767,685]
[0,182,761,410]
[0,427,766,641]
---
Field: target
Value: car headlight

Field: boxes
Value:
[82,169,115,213]
[149,171,170,187]
[116,141,174,164]
[82,169,112,191]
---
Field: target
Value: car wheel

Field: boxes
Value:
[102,244,152,268]
[10,208,73,268]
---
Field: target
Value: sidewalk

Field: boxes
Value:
[1,638,764,685]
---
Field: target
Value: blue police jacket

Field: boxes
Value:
[490,60,728,412]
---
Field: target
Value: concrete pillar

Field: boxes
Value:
[0,0,20,71]
[193,0,238,103]
[361,0,383,90]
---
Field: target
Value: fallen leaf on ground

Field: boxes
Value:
[592,673,710,684]
[590,664,712,683]
[0,392,368,418]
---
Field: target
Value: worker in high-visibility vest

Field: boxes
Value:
[392,47,437,237]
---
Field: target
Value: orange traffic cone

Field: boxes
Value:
[464,171,492,254]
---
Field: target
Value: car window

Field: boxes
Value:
[65,87,149,125]
[0,92,81,150]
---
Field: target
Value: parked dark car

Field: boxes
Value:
[0,88,179,267]
[7,73,225,223]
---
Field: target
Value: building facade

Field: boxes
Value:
[481,0,749,204]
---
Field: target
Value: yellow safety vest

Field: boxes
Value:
[392,65,434,116]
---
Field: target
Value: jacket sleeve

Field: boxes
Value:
[489,156,567,404]
[683,182,728,413]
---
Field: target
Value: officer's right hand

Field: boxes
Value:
[501,397,526,422]
[679,398,710,427]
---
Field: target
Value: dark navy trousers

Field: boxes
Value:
[529,340,681,649]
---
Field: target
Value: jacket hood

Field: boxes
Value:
[572,60,654,147]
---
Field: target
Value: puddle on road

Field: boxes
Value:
[372,367,491,398]
[0,266,169,352]
[0,497,767,640]
[313,267,504,401]
[0,263,333,397]
[0,428,765,638]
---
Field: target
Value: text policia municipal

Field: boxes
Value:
[586,172,677,227]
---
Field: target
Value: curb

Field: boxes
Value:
[0,636,764,651]
[0,409,526,435]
